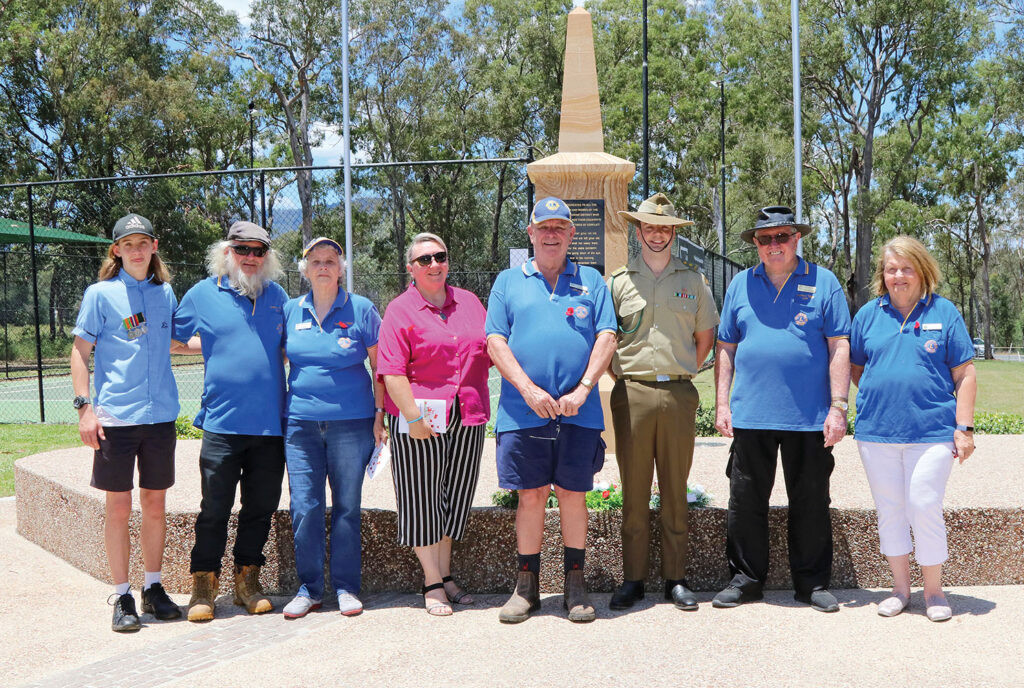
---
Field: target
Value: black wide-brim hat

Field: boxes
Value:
[740,206,811,244]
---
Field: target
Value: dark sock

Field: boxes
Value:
[564,546,585,574]
[517,552,540,574]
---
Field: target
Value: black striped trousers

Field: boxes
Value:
[387,400,485,548]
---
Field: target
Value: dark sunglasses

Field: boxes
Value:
[230,244,268,257]
[412,251,448,267]
[755,232,797,246]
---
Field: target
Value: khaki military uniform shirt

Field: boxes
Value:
[607,255,720,378]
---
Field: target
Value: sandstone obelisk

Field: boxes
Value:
[527,6,635,276]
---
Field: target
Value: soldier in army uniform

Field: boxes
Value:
[606,193,719,611]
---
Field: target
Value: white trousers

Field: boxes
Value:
[856,441,955,567]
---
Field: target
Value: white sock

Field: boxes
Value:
[114,582,130,596]
[143,571,161,591]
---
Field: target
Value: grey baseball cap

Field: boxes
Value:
[227,221,271,246]
[112,214,155,241]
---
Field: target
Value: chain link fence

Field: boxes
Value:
[1,163,741,423]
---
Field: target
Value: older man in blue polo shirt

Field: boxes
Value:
[713,206,851,613]
[173,221,289,622]
[486,197,617,624]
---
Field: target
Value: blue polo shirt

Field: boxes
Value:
[173,275,287,436]
[284,290,381,421]
[72,269,180,425]
[718,258,851,431]
[851,293,974,443]
[485,259,616,431]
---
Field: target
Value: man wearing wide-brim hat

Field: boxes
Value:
[712,205,852,613]
[605,193,719,611]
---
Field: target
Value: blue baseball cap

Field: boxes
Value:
[531,197,573,225]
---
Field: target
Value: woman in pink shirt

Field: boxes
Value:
[377,232,491,616]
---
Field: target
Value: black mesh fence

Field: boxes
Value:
[1,163,742,423]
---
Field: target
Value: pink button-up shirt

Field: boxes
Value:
[377,283,491,426]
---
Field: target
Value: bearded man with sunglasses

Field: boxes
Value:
[712,206,851,613]
[173,221,289,621]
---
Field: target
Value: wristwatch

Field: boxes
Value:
[580,377,594,390]
[72,395,91,410]
[830,399,849,412]
[955,424,974,432]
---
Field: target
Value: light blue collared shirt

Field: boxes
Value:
[72,269,180,425]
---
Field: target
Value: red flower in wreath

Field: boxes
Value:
[602,490,611,499]
[566,307,575,316]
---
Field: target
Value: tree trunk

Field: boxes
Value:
[975,164,994,359]
[490,162,508,267]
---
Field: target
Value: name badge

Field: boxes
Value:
[796,284,816,294]
[570,283,589,294]
[295,321,312,330]
[921,323,942,331]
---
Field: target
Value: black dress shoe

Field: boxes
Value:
[609,580,645,610]
[664,579,698,610]
[110,592,141,632]
[142,583,183,620]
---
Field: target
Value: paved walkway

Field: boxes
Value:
[4,493,1023,687]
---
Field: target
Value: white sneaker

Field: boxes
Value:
[337,590,363,616]
[926,603,952,622]
[877,594,909,617]
[283,595,321,619]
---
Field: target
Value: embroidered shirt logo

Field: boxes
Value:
[338,337,353,349]
[924,339,938,353]
[794,312,808,326]
[573,305,589,320]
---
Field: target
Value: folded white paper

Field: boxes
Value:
[397,399,447,434]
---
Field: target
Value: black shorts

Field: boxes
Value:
[91,421,176,492]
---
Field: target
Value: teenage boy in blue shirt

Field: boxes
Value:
[486,197,617,624]
[712,207,851,613]
[172,221,288,622]
[71,214,184,631]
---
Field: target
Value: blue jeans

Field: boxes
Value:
[285,417,374,599]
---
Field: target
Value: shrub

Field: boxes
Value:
[175,416,203,439]
[491,481,713,510]
[974,412,1024,434]
[695,404,718,437]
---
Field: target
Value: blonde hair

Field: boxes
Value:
[405,233,448,264]
[97,240,171,284]
[872,236,941,297]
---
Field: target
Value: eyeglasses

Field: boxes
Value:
[755,232,797,246]
[230,244,268,257]
[412,251,448,267]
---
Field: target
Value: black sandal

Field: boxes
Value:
[422,582,452,616]
[442,575,475,605]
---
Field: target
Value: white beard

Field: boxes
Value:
[228,261,267,299]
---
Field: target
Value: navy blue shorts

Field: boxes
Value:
[496,420,605,492]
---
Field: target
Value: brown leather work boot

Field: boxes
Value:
[187,571,219,622]
[233,564,273,614]
[564,569,595,623]
[498,570,541,624]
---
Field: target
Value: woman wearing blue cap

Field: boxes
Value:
[851,236,977,622]
[70,213,184,632]
[280,237,384,619]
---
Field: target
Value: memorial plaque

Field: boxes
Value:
[675,235,706,273]
[564,198,605,274]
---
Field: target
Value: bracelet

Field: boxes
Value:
[375,407,385,414]
[407,414,424,424]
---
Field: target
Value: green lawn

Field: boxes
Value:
[0,359,1020,498]
[0,423,81,497]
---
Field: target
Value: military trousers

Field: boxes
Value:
[610,378,699,581]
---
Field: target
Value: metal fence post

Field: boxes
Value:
[260,170,267,230]
[2,249,8,379]
[27,185,46,421]
[525,148,534,224]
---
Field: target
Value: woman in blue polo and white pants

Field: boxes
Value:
[281,237,384,618]
[850,236,977,622]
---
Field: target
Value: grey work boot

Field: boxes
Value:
[498,570,541,624]
[564,569,596,623]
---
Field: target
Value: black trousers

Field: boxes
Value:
[190,431,285,574]
[725,428,835,596]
